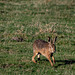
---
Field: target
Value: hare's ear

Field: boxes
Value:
[48,36,50,42]
[53,36,57,44]
[48,36,51,43]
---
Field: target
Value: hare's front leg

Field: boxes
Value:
[52,56,55,64]
[46,54,53,66]
[51,53,55,64]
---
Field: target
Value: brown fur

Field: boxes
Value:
[32,36,57,66]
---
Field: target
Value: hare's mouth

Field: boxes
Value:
[54,50,56,53]
[51,50,56,53]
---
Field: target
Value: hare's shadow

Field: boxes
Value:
[55,59,75,68]
[37,59,75,68]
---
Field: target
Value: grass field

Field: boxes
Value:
[0,0,75,75]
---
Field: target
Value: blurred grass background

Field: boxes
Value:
[0,0,75,75]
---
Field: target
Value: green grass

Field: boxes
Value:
[0,0,75,75]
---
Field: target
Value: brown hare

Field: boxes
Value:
[32,36,57,66]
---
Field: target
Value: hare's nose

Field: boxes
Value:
[54,50,56,53]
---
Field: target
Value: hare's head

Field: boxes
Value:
[48,36,57,53]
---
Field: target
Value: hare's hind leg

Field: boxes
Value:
[37,53,40,60]
[32,52,38,63]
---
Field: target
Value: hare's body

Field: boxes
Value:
[33,40,55,56]
[32,37,57,66]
